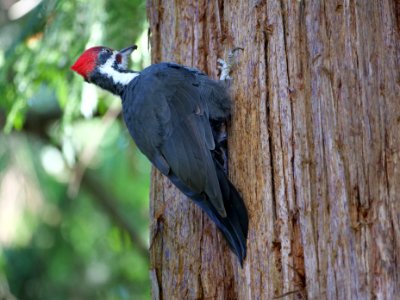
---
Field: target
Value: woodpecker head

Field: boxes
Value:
[71,45,137,81]
[71,45,138,94]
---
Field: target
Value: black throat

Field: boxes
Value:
[88,68,138,96]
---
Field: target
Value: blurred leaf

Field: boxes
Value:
[0,0,151,299]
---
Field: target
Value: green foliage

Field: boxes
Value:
[0,0,151,299]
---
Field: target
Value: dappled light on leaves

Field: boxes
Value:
[0,0,151,299]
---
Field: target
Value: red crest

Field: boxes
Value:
[71,46,104,78]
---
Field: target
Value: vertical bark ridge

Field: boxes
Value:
[147,0,400,298]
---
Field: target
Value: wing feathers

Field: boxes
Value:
[123,63,229,217]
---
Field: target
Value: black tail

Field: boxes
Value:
[166,156,248,264]
[193,162,248,265]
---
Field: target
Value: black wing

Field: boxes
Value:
[123,63,248,263]
[122,63,227,217]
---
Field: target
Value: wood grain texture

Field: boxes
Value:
[147,1,400,299]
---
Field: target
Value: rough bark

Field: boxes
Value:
[147,1,400,299]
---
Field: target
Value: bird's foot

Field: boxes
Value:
[210,120,229,174]
[218,47,244,81]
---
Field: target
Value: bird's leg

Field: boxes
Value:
[213,123,229,174]
[217,47,244,81]
[211,119,228,173]
[215,47,243,173]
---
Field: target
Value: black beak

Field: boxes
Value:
[118,45,138,56]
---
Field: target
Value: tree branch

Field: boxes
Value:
[81,172,149,259]
[2,107,149,260]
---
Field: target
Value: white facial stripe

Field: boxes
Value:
[98,53,138,86]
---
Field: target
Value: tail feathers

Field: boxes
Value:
[194,163,248,265]
[166,164,248,265]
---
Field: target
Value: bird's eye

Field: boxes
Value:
[104,48,112,54]
[116,54,122,64]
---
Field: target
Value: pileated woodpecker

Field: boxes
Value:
[71,45,248,264]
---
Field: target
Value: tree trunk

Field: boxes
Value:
[147,1,400,299]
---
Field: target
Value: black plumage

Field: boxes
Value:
[123,63,248,263]
[71,47,248,264]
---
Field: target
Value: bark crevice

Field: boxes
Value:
[147,1,400,298]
